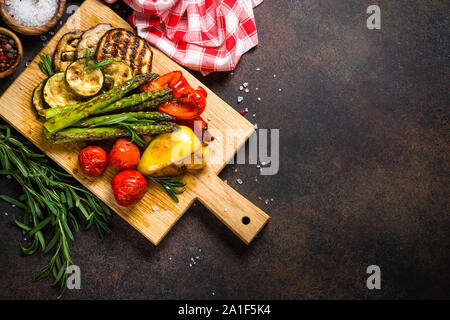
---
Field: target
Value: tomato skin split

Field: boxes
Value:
[78,146,108,177]
[111,170,147,207]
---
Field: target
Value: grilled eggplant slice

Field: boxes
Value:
[76,23,114,59]
[32,81,47,117]
[53,31,83,72]
[43,72,82,108]
[102,59,134,90]
[95,28,153,75]
[65,58,105,97]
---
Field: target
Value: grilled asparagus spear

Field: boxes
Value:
[45,88,171,119]
[43,73,157,134]
[127,95,173,112]
[47,123,179,144]
[75,111,174,128]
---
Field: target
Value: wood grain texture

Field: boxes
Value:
[0,0,269,245]
[0,0,66,36]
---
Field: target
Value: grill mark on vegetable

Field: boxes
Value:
[128,36,140,72]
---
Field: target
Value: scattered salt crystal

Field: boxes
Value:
[223,179,227,184]
[208,173,212,177]
[207,117,211,121]
[230,72,234,75]
[152,205,159,211]
[234,168,238,172]
[256,164,260,168]
[245,88,249,93]
[195,256,200,259]
[224,208,228,212]
[169,257,172,261]
[261,161,266,166]
[212,292,215,296]
[243,82,248,88]
[257,97,261,101]
[273,74,277,78]
[258,196,262,200]
[237,178,243,185]
[245,108,248,112]
[4,212,8,216]
[256,68,260,71]
[252,114,256,117]
[265,199,269,205]
[189,263,192,267]
[190,257,195,262]
[6,0,58,28]
[11,204,15,208]
[256,87,259,90]
[198,248,202,252]
[254,123,258,129]
[237,96,243,103]
[270,198,274,202]
[40,35,47,42]
[239,86,243,91]
[278,88,282,92]
[6,175,11,179]
[255,178,258,182]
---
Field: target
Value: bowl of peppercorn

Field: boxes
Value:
[0,27,22,79]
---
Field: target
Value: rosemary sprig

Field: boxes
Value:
[151,176,186,203]
[85,58,115,71]
[0,125,111,299]
[83,50,92,70]
[38,54,54,77]
[119,123,145,147]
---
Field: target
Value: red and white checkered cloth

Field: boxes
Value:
[105,0,262,73]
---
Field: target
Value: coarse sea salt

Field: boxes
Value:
[6,0,58,28]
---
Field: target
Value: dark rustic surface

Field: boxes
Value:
[0,0,449,299]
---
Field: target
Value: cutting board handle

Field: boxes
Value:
[195,173,270,244]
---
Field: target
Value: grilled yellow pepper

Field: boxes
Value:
[137,126,202,176]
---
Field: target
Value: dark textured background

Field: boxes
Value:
[0,0,449,299]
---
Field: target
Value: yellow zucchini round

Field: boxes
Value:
[65,58,104,97]
[102,59,134,90]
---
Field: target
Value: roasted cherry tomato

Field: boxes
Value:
[111,170,147,207]
[108,138,141,171]
[78,146,108,177]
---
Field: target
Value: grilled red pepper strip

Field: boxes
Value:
[142,71,207,119]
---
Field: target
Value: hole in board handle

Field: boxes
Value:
[242,216,250,225]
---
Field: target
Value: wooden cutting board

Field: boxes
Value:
[0,0,269,245]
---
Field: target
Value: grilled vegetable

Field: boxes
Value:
[43,72,82,109]
[96,28,153,75]
[111,170,147,207]
[102,59,134,90]
[45,84,168,120]
[65,58,105,97]
[53,31,83,72]
[108,138,141,171]
[78,146,108,177]
[75,111,174,128]
[127,95,173,112]
[76,23,113,59]
[47,123,179,144]
[43,73,158,134]
[137,126,201,176]
[32,81,47,117]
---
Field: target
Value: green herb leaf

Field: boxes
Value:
[85,58,114,71]
[151,177,186,203]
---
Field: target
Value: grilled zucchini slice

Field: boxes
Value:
[43,72,82,108]
[65,58,105,97]
[32,81,47,117]
[102,59,134,90]
[96,28,153,75]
